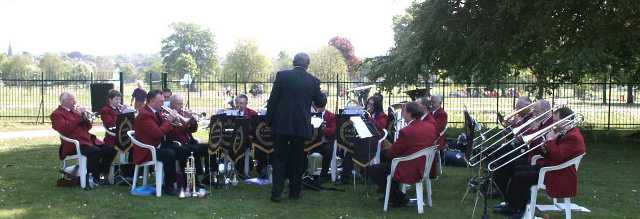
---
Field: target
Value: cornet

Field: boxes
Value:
[161,106,191,127]
[75,105,97,123]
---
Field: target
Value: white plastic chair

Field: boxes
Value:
[59,135,88,189]
[330,140,338,182]
[372,129,389,165]
[524,154,588,219]
[384,146,437,214]
[127,130,164,197]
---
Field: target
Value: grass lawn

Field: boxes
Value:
[0,130,638,219]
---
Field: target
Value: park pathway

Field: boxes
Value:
[0,127,105,140]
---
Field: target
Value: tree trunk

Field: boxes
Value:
[536,85,544,99]
[628,84,634,104]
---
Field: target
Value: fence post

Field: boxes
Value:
[335,72,339,113]
[608,73,612,130]
[161,73,168,90]
[119,71,124,94]
[40,72,45,124]
[148,73,153,91]
[235,72,239,96]
[496,80,500,124]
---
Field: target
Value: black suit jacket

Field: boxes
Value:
[266,67,322,139]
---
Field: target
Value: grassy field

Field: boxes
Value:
[0,129,638,219]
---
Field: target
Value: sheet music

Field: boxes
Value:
[311,116,323,128]
[350,116,373,138]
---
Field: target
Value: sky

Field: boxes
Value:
[0,0,414,59]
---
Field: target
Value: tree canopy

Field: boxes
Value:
[309,45,349,82]
[222,39,272,82]
[367,0,640,97]
[161,22,219,79]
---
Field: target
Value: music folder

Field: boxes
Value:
[350,116,373,139]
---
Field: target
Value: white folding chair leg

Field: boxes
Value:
[155,162,163,197]
[142,166,149,186]
[383,175,392,212]
[415,182,424,214]
[131,165,139,192]
[525,185,539,219]
[564,198,572,219]
[426,179,433,207]
[108,165,115,184]
[79,156,87,189]
[330,141,337,182]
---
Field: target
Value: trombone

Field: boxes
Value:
[487,113,584,171]
[469,102,537,151]
[467,104,558,167]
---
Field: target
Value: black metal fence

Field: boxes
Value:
[1,71,638,129]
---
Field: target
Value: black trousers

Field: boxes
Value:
[367,163,405,203]
[505,164,541,211]
[340,150,354,179]
[304,142,332,176]
[493,156,529,198]
[255,148,271,177]
[156,142,190,188]
[271,134,305,198]
[80,144,117,177]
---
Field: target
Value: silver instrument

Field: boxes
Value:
[487,113,584,171]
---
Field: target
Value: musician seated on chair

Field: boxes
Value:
[166,94,209,183]
[503,96,533,127]
[366,95,388,133]
[495,107,586,218]
[132,89,186,196]
[51,91,116,186]
[232,94,260,177]
[367,102,437,208]
[100,89,122,149]
[304,93,335,180]
[416,96,436,125]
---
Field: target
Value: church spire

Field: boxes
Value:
[7,42,12,56]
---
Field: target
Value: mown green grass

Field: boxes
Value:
[0,130,638,219]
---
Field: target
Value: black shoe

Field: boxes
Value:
[270,196,282,203]
[162,187,177,196]
[494,205,517,215]
[509,211,524,219]
[289,193,301,200]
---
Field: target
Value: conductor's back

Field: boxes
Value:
[266,53,322,202]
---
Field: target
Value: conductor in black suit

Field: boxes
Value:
[266,53,323,202]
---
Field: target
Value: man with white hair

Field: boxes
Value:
[429,95,448,179]
[166,94,209,187]
[51,91,116,187]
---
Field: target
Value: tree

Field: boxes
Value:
[222,39,272,82]
[39,53,71,79]
[95,56,116,73]
[1,54,37,81]
[329,36,362,77]
[118,63,138,83]
[70,62,94,80]
[272,51,292,73]
[368,0,640,98]
[161,22,219,79]
[308,46,348,82]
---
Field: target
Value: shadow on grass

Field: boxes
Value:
[0,137,638,219]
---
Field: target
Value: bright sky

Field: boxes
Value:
[0,0,413,59]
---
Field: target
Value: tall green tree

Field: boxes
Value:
[39,53,71,79]
[161,22,219,79]
[95,56,116,73]
[272,51,292,72]
[368,0,640,98]
[222,39,272,82]
[1,54,37,80]
[309,46,348,82]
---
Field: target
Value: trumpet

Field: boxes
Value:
[487,113,584,172]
